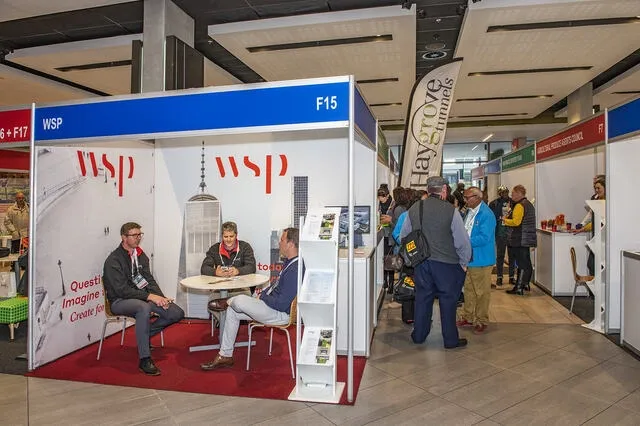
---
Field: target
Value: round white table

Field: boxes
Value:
[180,273,270,352]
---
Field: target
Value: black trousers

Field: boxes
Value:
[511,246,533,286]
[496,237,516,278]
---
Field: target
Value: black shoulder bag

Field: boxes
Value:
[400,200,430,268]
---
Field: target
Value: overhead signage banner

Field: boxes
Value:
[400,60,462,188]
[471,165,484,180]
[484,159,501,174]
[0,109,31,144]
[35,82,350,142]
[502,144,535,171]
[536,114,605,161]
[608,96,640,141]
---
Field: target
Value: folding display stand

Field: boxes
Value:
[289,209,345,404]
[584,200,606,333]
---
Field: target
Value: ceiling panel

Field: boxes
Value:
[451,0,640,121]
[208,5,416,122]
[0,0,134,22]
[0,64,94,107]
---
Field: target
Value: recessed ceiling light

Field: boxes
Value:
[435,18,442,23]
[422,51,447,60]
[482,134,494,142]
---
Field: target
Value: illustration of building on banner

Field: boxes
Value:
[176,143,221,318]
[269,230,282,284]
[292,176,308,228]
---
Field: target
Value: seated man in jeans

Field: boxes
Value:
[103,222,184,376]
[201,227,302,370]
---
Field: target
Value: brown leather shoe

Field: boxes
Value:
[201,354,234,371]
[208,298,229,312]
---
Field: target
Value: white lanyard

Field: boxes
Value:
[267,257,298,295]
[131,250,140,276]
[219,245,240,267]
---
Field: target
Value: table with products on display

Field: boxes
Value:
[535,229,589,296]
[180,273,270,352]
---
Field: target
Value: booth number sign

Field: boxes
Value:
[0,125,29,141]
[316,96,338,111]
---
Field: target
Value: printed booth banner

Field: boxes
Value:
[400,60,462,188]
[33,142,154,368]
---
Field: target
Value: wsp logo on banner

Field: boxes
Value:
[214,154,288,194]
[76,150,134,197]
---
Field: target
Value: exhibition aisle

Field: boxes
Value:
[5,296,639,425]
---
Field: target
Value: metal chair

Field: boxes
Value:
[96,295,164,360]
[246,298,297,378]
[569,247,594,315]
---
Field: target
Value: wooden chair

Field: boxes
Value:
[96,294,164,360]
[246,298,297,379]
[569,247,594,315]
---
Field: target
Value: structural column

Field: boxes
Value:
[140,0,196,93]
[567,82,593,125]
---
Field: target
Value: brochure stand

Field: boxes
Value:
[289,208,345,404]
[584,200,606,333]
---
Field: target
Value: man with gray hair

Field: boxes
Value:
[399,176,472,349]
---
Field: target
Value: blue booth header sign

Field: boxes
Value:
[35,81,350,142]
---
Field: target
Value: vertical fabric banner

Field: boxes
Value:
[400,60,462,187]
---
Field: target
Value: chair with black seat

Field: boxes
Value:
[246,298,297,379]
[96,294,164,360]
[569,247,594,315]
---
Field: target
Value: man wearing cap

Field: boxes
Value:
[489,186,515,287]
[399,176,472,349]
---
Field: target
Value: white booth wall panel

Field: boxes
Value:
[33,141,155,368]
[607,136,640,331]
[153,131,375,300]
[500,165,534,202]
[535,149,599,225]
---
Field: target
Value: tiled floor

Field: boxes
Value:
[2,286,640,425]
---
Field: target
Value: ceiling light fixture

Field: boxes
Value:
[247,34,392,53]
[422,51,447,60]
[457,95,552,101]
[471,144,479,151]
[468,66,592,76]
[482,134,494,142]
[487,16,640,32]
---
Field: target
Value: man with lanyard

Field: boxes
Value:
[201,227,302,370]
[103,222,184,375]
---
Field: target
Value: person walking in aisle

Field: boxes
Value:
[488,186,516,287]
[457,187,496,333]
[504,185,536,295]
[399,176,471,349]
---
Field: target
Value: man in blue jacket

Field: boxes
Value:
[201,227,301,370]
[457,187,496,334]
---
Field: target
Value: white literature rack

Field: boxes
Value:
[584,200,606,333]
[289,209,345,403]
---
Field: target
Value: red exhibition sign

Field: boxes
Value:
[0,109,32,144]
[536,114,605,161]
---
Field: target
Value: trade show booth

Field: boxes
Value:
[499,144,535,197]
[27,76,377,403]
[534,114,606,331]
[608,96,640,340]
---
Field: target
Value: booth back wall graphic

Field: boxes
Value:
[153,133,376,303]
[34,142,154,368]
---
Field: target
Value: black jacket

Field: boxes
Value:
[102,244,164,303]
[201,240,256,276]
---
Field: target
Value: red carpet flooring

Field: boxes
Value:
[27,321,366,405]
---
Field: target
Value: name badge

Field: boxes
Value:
[132,273,149,289]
